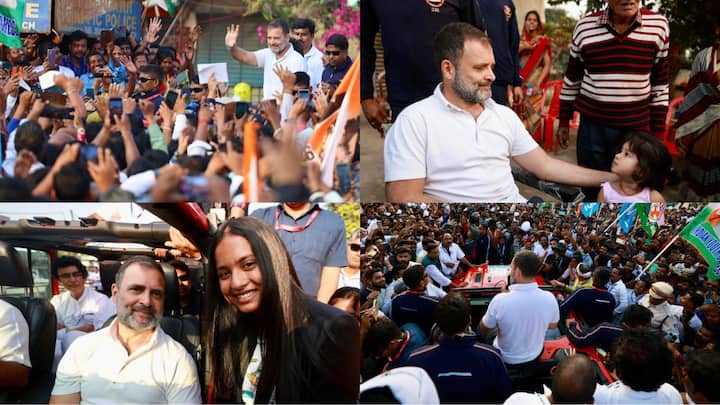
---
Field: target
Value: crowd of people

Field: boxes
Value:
[0,15,359,202]
[362,0,720,203]
[357,202,720,403]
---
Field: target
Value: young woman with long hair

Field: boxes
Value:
[205,216,360,403]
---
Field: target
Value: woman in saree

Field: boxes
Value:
[517,11,552,135]
[675,14,720,199]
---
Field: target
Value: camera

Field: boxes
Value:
[40,105,74,119]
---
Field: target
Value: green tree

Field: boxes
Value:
[544,8,577,79]
[327,203,360,240]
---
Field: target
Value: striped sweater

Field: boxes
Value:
[559,8,670,136]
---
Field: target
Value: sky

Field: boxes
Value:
[548,0,587,19]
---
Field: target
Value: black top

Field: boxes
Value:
[360,0,485,111]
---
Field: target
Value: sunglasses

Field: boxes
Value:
[324,50,341,56]
[350,243,361,252]
[58,271,83,280]
[190,87,205,93]
[137,77,155,83]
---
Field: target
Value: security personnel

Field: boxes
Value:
[400,293,512,403]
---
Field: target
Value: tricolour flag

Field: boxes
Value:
[649,203,665,226]
[143,0,178,17]
[637,204,658,238]
[679,204,720,280]
[618,203,637,234]
[0,0,24,48]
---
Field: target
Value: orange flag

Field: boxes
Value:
[242,121,260,202]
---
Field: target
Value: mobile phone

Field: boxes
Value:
[48,48,58,69]
[165,90,178,109]
[336,162,351,194]
[80,144,99,161]
[180,175,210,199]
[298,88,310,100]
[41,91,67,106]
[235,101,249,118]
[85,88,95,99]
[109,97,123,116]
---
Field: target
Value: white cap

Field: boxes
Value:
[359,367,439,404]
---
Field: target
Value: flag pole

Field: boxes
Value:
[635,233,681,281]
[603,204,635,235]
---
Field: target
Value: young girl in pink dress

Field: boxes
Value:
[597,131,671,202]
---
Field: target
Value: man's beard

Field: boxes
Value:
[270,42,288,55]
[117,302,161,332]
[452,68,492,104]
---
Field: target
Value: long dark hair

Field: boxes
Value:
[205,217,308,402]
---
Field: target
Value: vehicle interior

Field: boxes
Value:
[0,204,213,402]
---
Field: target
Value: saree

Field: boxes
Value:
[517,36,552,134]
[675,44,720,196]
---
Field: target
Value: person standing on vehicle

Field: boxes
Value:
[479,251,559,367]
[50,256,201,403]
[50,256,116,361]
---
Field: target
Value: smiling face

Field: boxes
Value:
[447,39,495,104]
[113,263,164,331]
[57,265,86,299]
[267,26,289,55]
[215,233,263,314]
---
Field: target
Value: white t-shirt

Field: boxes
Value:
[52,320,201,403]
[254,47,307,101]
[304,46,325,90]
[482,283,560,364]
[337,268,361,289]
[384,84,539,202]
[504,386,552,405]
[0,299,31,367]
[51,286,116,330]
[593,381,682,404]
[439,242,465,276]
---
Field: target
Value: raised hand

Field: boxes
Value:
[225,24,240,49]
[146,17,162,44]
[87,147,119,194]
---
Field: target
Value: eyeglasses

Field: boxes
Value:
[190,87,205,93]
[137,77,155,83]
[324,50,341,56]
[350,243,361,252]
[58,271,83,280]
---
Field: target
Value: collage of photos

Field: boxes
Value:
[0,0,719,403]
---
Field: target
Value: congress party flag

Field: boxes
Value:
[637,204,658,238]
[679,204,720,280]
[0,0,25,48]
[618,203,637,234]
[143,0,178,17]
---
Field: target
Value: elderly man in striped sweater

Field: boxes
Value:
[556,0,670,200]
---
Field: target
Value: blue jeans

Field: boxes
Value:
[576,116,627,200]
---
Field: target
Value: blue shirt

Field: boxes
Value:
[60,55,89,77]
[107,59,128,84]
[566,321,625,351]
[251,205,348,296]
[321,56,352,88]
[560,287,616,328]
[400,335,512,403]
[390,290,438,337]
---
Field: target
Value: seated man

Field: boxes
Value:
[402,293,512,403]
[50,257,116,361]
[50,256,201,403]
[169,260,202,318]
[559,267,616,328]
[0,299,31,400]
[384,22,617,202]
[504,354,597,404]
[390,265,439,337]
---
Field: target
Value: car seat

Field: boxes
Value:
[0,242,57,403]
